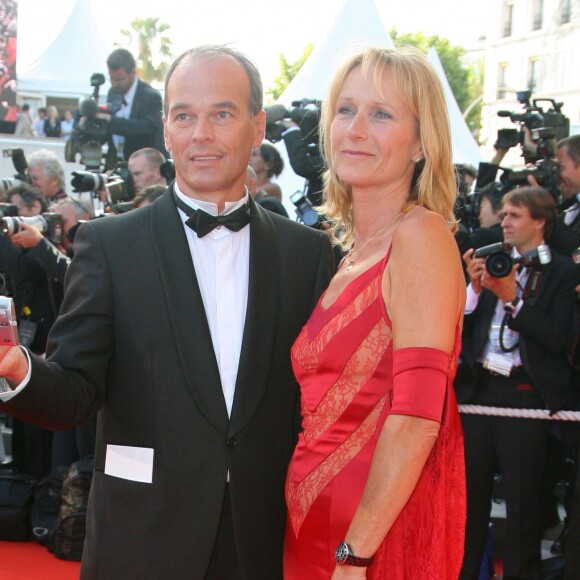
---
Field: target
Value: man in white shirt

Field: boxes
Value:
[0,45,333,579]
[457,186,577,579]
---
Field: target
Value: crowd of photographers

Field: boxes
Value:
[452,107,580,576]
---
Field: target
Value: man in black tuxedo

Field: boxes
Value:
[456,186,578,579]
[0,45,334,579]
[100,48,167,165]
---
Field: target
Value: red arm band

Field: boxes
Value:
[391,347,450,422]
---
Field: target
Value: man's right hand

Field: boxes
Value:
[9,221,44,249]
[0,345,29,389]
[463,248,485,294]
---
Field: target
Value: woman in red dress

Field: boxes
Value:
[284,46,466,579]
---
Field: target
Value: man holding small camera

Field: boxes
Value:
[456,186,578,579]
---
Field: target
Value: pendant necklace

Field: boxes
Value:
[345,211,404,272]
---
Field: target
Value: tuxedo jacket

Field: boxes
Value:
[107,79,167,161]
[1,190,334,579]
[455,250,578,412]
[549,210,580,258]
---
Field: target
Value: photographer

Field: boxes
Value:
[0,184,56,479]
[99,48,166,164]
[456,186,578,578]
[128,147,167,196]
[8,195,95,469]
[27,149,68,203]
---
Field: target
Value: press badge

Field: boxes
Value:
[483,322,518,376]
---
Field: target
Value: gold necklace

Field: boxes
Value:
[345,211,403,271]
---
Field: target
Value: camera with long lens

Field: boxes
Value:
[0,148,30,194]
[71,160,135,204]
[264,99,321,145]
[499,156,560,199]
[0,213,64,245]
[290,190,318,227]
[473,241,552,278]
[64,73,122,170]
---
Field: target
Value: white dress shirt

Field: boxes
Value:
[174,184,250,417]
[564,194,580,226]
[112,76,139,157]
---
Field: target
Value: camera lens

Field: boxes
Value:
[486,252,513,278]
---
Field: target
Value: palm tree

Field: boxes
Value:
[119,17,172,85]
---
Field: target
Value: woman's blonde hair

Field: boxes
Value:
[319,45,457,248]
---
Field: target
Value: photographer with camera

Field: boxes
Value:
[27,148,68,203]
[456,186,578,578]
[98,48,166,165]
[0,183,57,480]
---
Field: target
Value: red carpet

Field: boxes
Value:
[0,540,81,579]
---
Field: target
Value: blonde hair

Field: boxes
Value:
[319,45,457,248]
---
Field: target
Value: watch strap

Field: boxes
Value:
[335,541,374,567]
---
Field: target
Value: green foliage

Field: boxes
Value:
[118,17,173,85]
[390,29,483,141]
[266,44,314,102]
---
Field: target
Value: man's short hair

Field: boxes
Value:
[129,147,165,169]
[479,182,504,213]
[21,104,30,112]
[27,149,66,191]
[163,45,263,117]
[133,184,166,208]
[558,135,580,165]
[50,197,92,220]
[502,186,557,239]
[7,183,48,212]
[107,48,136,73]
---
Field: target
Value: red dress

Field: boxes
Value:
[284,249,466,579]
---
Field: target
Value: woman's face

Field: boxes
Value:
[330,65,421,194]
[249,148,268,175]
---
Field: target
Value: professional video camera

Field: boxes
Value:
[0,213,63,245]
[0,147,29,194]
[264,99,321,145]
[70,160,135,204]
[497,89,569,165]
[473,241,552,278]
[64,73,122,170]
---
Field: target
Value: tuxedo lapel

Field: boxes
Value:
[151,190,229,434]
[229,198,279,435]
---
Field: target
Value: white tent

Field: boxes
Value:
[426,46,483,168]
[16,0,112,99]
[273,0,482,217]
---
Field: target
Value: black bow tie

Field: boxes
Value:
[173,191,250,238]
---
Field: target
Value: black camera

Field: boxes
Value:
[0,203,18,217]
[497,89,569,165]
[473,242,552,278]
[71,161,134,203]
[290,190,318,227]
[0,213,64,245]
[64,73,122,170]
[499,157,560,199]
[264,99,321,145]
[0,148,30,193]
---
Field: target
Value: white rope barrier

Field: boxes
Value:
[459,404,580,422]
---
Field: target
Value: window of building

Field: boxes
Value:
[560,0,572,24]
[528,58,540,93]
[532,0,544,30]
[502,1,514,37]
[497,63,509,99]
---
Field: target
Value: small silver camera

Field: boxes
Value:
[0,296,19,346]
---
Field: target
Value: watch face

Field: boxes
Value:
[335,542,350,564]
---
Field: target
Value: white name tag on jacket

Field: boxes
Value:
[104,445,154,483]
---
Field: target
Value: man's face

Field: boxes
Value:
[8,193,40,217]
[501,201,545,252]
[109,67,136,95]
[128,155,162,194]
[479,197,501,229]
[557,146,580,199]
[163,55,265,203]
[28,165,59,199]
